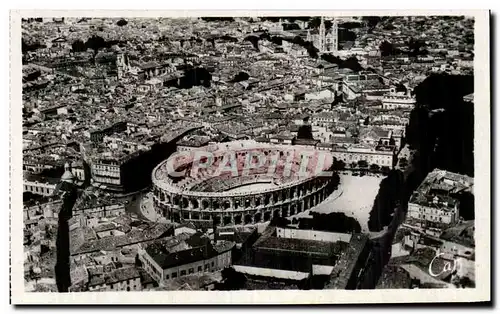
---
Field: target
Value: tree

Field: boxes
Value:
[369,164,380,172]
[358,160,369,168]
[216,267,247,290]
[399,157,408,168]
[379,41,396,57]
[381,166,391,174]
[283,23,301,31]
[396,83,407,93]
[116,19,128,26]
[342,56,363,72]
[243,35,260,51]
[297,125,314,140]
[308,17,321,29]
[308,17,333,31]
[332,159,346,171]
[85,35,107,55]
[71,40,87,53]
[408,37,427,57]
[458,276,475,288]
[362,16,382,29]
[231,71,249,83]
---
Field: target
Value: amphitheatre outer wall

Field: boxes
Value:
[151,141,338,227]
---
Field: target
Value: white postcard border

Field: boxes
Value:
[10,9,491,304]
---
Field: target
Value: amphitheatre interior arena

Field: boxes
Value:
[151,141,339,227]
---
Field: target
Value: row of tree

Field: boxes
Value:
[243,31,363,72]
[332,158,391,174]
[368,73,475,232]
[71,35,125,56]
[379,38,428,57]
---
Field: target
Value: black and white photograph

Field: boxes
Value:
[9,10,491,304]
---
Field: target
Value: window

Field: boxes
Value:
[172,272,177,278]
[180,270,186,276]
[211,262,214,267]
[189,268,194,274]
[205,264,209,270]
[165,274,169,280]
[127,287,130,291]
[198,266,202,272]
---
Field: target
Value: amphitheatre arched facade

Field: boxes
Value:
[151,141,338,227]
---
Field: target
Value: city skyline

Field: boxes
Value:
[10,11,490,305]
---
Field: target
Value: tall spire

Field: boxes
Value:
[331,18,339,53]
[319,16,326,53]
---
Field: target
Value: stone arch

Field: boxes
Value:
[173,195,180,206]
[254,212,262,223]
[192,199,199,209]
[181,197,189,208]
[244,198,251,208]
[273,209,281,218]
[213,215,221,226]
[235,214,243,225]
[264,195,271,206]
[273,193,279,203]
[223,200,231,210]
[255,197,261,207]
[172,212,181,223]
[212,200,220,210]
[282,207,288,218]
[163,207,170,219]
[290,204,296,216]
[201,199,209,210]
[264,211,271,222]
[244,214,253,224]
[280,190,286,201]
[223,216,232,226]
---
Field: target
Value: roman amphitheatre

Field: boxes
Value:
[150,140,339,227]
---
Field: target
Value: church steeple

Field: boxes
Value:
[319,16,326,53]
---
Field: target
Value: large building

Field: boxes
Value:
[138,232,233,284]
[306,17,338,54]
[151,141,339,227]
[407,169,473,232]
[331,144,396,168]
[381,89,416,110]
[251,226,350,273]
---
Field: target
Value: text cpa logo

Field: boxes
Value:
[428,252,457,277]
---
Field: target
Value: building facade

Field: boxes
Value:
[331,145,395,168]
